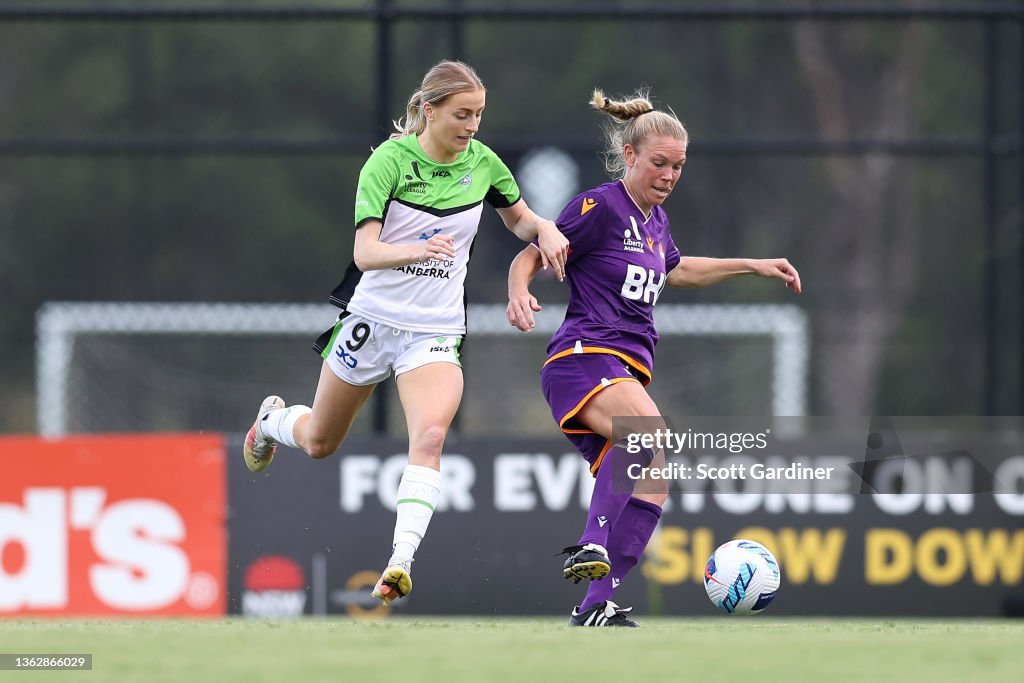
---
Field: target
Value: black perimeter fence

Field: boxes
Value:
[1,2,1022,434]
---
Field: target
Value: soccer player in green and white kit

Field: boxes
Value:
[242,60,569,606]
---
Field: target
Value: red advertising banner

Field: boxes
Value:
[0,435,226,616]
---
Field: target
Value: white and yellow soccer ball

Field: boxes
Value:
[703,539,781,615]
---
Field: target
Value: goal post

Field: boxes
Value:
[36,302,808,437]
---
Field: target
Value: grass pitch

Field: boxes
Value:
[2,618,1021,683]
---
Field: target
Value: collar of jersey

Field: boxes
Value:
[616,179,654,224]
[403,133,475,167]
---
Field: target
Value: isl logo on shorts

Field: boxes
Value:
[430,336,452,353]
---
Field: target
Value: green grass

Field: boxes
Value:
[1,618,1022,683]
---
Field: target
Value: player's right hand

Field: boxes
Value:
[507,293,541,333]
[536,221,569,283]
[417,233,456,262]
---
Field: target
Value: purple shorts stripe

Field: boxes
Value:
[544,346,652,386]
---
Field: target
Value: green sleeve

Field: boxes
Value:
[482,146,522,209]
[354,143,399,229]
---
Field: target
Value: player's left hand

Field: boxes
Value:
[536,221,569,282]
[752,258,802,294]
[507,293,542,333]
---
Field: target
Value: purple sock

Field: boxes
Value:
[577,443,638,548]
[579,497,662,612]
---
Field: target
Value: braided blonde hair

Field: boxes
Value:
[591,88,688,178]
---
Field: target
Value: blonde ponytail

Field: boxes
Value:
[591,88,688,178]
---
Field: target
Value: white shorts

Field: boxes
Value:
[318,311,463,386]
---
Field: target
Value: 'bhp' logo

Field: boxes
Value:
[0,435,226,616]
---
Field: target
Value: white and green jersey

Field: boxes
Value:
[331,135,521,334]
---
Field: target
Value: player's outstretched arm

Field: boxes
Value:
[352,220,456,272]
[496,200,569,282]
[506,245,545,333]
[667,257,802,293]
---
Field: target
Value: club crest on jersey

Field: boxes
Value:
[581,197,598,215]
[622,216,644,253]
[459,172,473,188]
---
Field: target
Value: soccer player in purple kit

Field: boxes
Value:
[507,88,802,627]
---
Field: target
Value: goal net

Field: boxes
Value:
[36,302,808,437]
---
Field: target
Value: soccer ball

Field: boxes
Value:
[703,539,781,614]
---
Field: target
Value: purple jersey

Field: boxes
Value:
[545,181,681,383]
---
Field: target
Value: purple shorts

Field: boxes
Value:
[540,353,643,473]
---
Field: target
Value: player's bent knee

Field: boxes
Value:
[410,424,447,458]
[305,438,341,460]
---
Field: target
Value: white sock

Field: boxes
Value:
[389,464,442,566]
[259,405,311,449]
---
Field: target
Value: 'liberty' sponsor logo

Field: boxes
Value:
[405,161,424,181]
[622,216,644,253]
[403,162,428,194]
[581,197,598,215]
